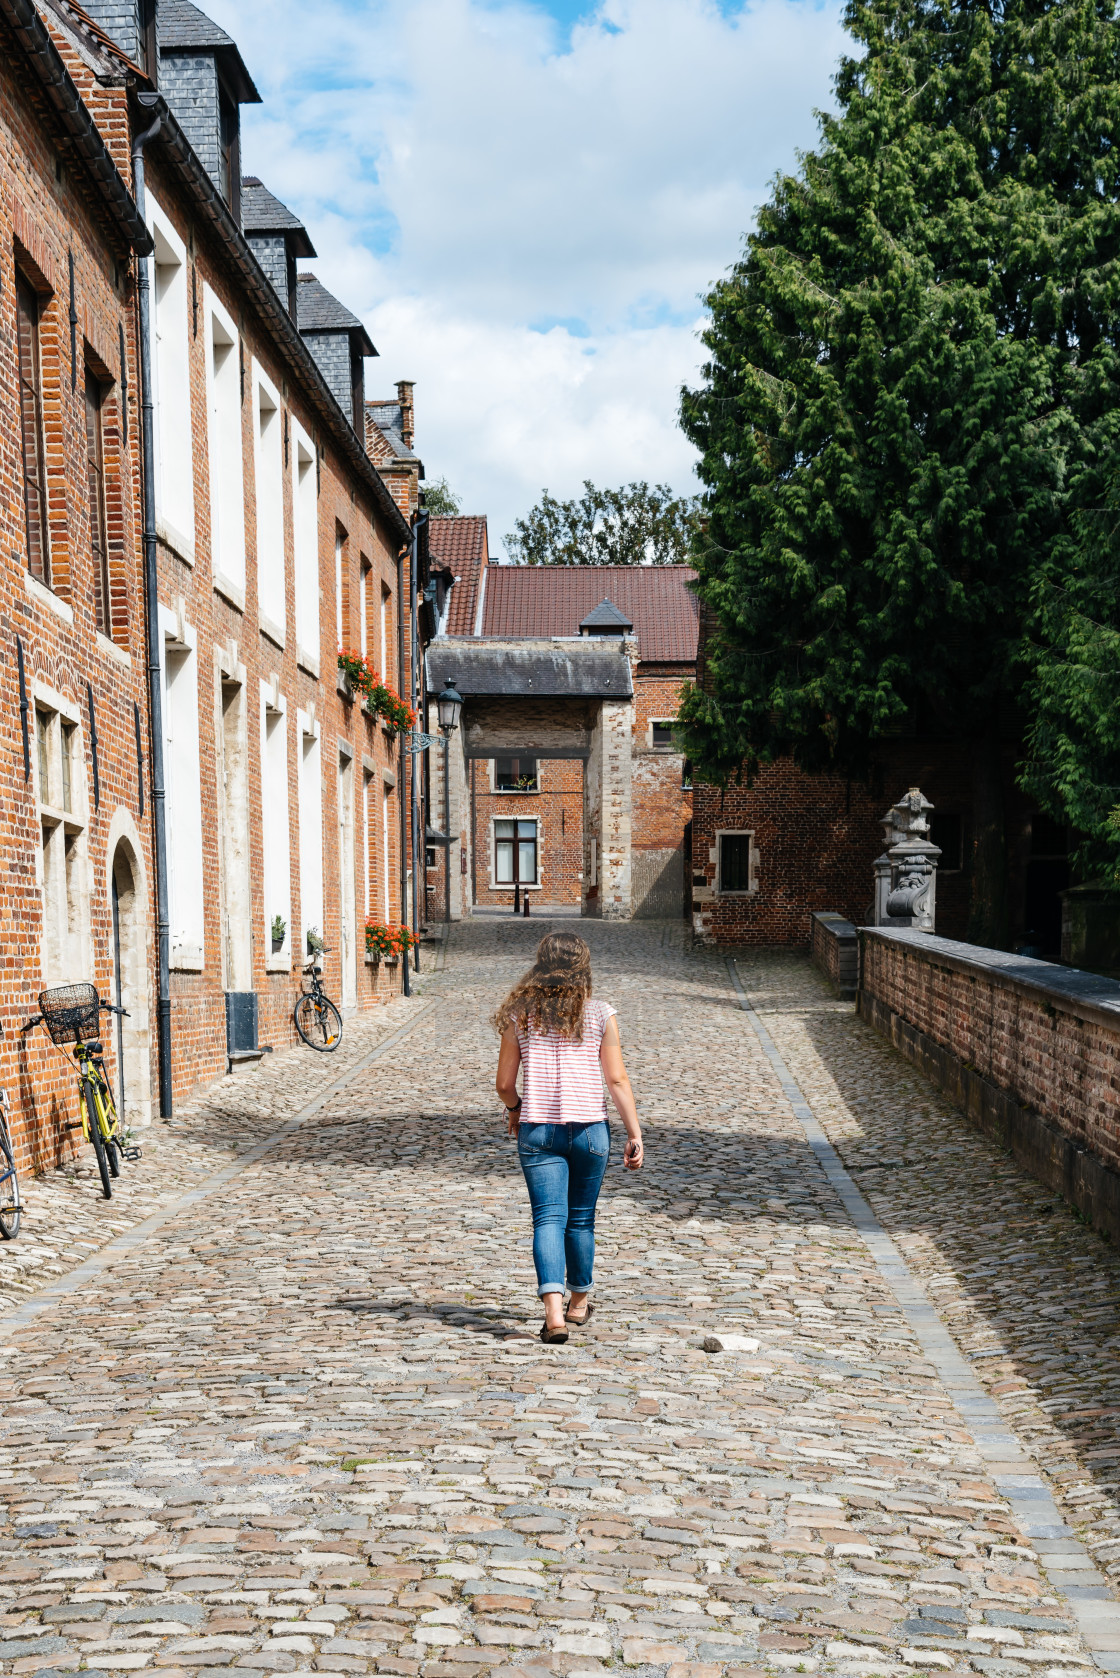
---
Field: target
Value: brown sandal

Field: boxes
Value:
[540,1323,569,1343]
[565,1302,595,1326]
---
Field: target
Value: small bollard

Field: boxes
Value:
[523,894,530,918]
[513,883,521,916]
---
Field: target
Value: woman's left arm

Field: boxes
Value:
[496,1026,523,1136]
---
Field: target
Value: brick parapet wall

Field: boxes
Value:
[810,912,858,998]
[859,928,1120,1243]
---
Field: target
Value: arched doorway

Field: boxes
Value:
[110,838,152,1129]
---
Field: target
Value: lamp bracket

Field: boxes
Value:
[405,730,441,754]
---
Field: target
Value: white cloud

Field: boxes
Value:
[205,0,847,549]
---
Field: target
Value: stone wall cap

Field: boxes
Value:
[812,911,858,940]
[860,925,1120,1032]
[425,639,634,700]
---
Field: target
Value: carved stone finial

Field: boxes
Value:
[871,787,941,931]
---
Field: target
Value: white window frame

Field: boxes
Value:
[254,361,285,644]
[335,526,346,652]
[380,582,391,682]
[382,780,392,922]
[297,708,324,956]
[715,827,759,896]
[204,285,245,607]
[159,607,206,966]
[147,195,195,562]
[32,682,91,988]
[260,681,291,972]
[292,418,319,676]
[649,717,677,750]
[490,815,541,891]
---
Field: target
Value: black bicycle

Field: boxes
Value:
[293,953,343,1052]
[25,985,139,1199]
[0,1091,22,1239]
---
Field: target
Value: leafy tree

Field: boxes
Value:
[1024,481,1120,888]
[677,0,1120,945]
[504,480,700,567]
[423,478,461,517]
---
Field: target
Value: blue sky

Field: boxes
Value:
[205,0,847,550]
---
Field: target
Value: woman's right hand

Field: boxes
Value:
[623,1134,643,1170]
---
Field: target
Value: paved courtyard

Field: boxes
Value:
[0,921,1118,1678]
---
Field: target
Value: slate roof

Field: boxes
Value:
[430,516,489,637]
[479,564,698,664]
[296,273,375,355]
[159,0,260,101]
[367,401,418,463]
[241,177,316,256]
[581,597,633,632]
[426,640,633,701]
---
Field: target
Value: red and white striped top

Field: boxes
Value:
[516,1000,617,1126]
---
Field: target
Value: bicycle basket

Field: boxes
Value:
[38,984,101,1046]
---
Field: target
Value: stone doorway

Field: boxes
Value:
[109,837,152,1129]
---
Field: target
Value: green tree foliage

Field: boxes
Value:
[1025,486,1120,887]
[423,478,461,517]
[504,481,700,566]
[678,0,1120,942]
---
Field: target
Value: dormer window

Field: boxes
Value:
[218,84,240,219]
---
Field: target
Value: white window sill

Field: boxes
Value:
[96,631,131,668]
[170,944,204,971]
[156,514,195,565]
[716,889,759,898]
[214,571,246,613]
[490,882,541,892]
[260,612,285,651]
[266,951,291,973]
[297,644,320,679]
[25,571,73,626]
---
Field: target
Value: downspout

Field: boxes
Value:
[410,512,427,956]
[132,96,173,1117]
[395,544,411,997]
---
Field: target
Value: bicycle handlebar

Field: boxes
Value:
[21,1015,43,1033]
[100,1000,130,1019]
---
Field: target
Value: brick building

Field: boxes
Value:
[0,0,423,1168]
[423,541,697,921]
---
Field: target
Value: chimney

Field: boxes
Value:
[397,380,415,452]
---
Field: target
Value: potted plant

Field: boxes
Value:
[365,920,416,966]
[271,914,286,953]
[306,926,325,958]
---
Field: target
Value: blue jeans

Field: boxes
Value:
[517,1121,611,1297]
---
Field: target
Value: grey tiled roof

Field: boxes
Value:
[241,178,316,257]
[581,597,633,631]
[297,274,374,355]
[366,401,418,462]
[159,0,234,50]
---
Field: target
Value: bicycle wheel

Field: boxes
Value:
[0,1121,21,1241]
[82,1083,113,1199]
[294,993,343,1051]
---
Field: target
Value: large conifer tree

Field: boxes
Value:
[679,0,1120,943]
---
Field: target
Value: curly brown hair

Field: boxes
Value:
[493,931,593,1042]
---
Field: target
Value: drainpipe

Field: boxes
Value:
[395,544,411,997]
[411,511,427,957]
[132,94,173,1117]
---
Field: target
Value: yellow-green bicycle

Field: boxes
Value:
[26,984,140,1199]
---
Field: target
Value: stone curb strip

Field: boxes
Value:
[0,999,435,1336]
[728,956,1120,1672]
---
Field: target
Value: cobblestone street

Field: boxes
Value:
[0,921,1118,1678]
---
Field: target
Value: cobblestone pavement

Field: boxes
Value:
[0,922,1115,1678]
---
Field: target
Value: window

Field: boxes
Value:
[495,756,538,791]
[84,369,111,634]
[381,583,392,682]
[929,811,964,872]
[363,767,374,917]
[717,830,757,895]
[260,685,290,966]
[682,758,693,790]
[359,558,370,658]
[137,0,158,83]
[298,711,324,954]
[382,782,392,921]
[149,202,194,556]
[218,85,240,221]
[651,720,675,749]
[292,420,319,670]
[16,273,50,584]
[160,612,205,966]
[495,819,537,886]
[205,289,245,600]
[34,695,89,986]
[335,524,347,650]
[254,363,284,633]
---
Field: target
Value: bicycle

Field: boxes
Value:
[25,984,140,1200]
[0,1090,23,1239]
[293,952,343,1052]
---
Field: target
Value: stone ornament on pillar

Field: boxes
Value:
[875,786,941,930]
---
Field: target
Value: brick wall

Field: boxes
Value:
[467,758,584,910]
[810,912,858,997]
[632,671,691,919]
[859,928,1120,1244]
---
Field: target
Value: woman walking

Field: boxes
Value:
[494,931,643,1344]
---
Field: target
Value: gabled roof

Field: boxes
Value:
[241,177,316,257]
[159,0,261,103]
[430,516,489,637]
[297,273,375,354]
[479,565,698,664]
[580,597,633,633]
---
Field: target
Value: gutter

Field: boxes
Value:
[131,107,173,1117]
[131,91,410,548]
[0,0,152,254]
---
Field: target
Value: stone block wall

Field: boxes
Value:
[859,928,1120,1244]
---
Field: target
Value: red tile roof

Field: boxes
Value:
[479,565,698,663]
[430,516,489,636]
